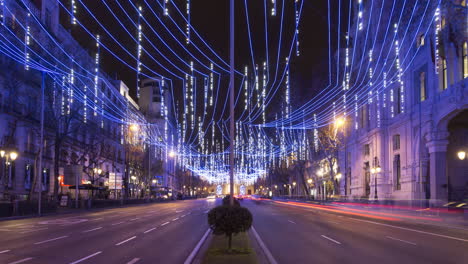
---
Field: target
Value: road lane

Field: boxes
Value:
[0,199,213,264]
[244,199,468,264]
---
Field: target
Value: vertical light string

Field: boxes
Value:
[294,0,300,56]
[94,35,100,117]
[368,49,373,126]
[71,0,76,25]
[209,63,214,106]
[313,113,318,152]
[434,6,441,74]
[262,62,267,124]
[164,0,169,16]
[68,59,74,115]
[83,85,87,123]
[285,58,290,118]
[24,13,30,71]
[0,0,4,26]
[271,0,276,16]
[394,23,404,114]
[61,75,66,116]
[186,0,190,44]
[358,0,363,31]
[354,94,358,130]
[136,6,143,98]
[190,61,194,130]
[244,66,249,111]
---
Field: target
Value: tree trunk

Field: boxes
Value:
[228,233,232,250]
[28,152,40,201]
[53,136,61,205]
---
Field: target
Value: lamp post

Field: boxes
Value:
[307,178,313,199]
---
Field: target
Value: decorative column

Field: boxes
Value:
[425,131,449,206]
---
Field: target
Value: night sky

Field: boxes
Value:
[69,0,349,120]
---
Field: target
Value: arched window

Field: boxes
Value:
[417,34,425,48]
[420,71,426,101]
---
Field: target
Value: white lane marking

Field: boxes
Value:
[176,210,184,213]
[127,258,140,264]
[183,229,211,264]
[181,214,186,218]
[350,218,468,243]
[130,218,140,221]
[20,228,48,234]
[111,221,125,226]
[321,235,341,245]
[34,235,68,245]
[251,226,278,264]
[172,218,179,221]
[91,218,104,221]
[8,257,33,264]
[69,251,102,264]
[161,222,170,226]
[143,227,157,234]
[288,220,296,224]
[386,236,417,246]
[116,236,137,246]
[0,250,11,254]
[82,227,103,233]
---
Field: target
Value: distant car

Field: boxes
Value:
[206,195,216,199]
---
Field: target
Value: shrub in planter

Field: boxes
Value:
[208,205,253,249]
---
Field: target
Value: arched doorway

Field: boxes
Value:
[446,110,468,202]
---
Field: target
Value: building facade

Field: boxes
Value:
[338,0,467,205]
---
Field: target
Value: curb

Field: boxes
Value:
[250,226,278,264]
[184,228,211,264]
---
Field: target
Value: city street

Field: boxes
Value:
[0,199,214,264]
[243,199,468,264]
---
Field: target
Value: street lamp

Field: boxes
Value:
[0,149,19,190]
[129,124,139,132]
[458,150,466,160]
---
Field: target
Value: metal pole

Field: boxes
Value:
[38,72,45,216]
[229,0,235,206]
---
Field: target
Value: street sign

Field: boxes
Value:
[60,195,68,207]
[109,173,123,190]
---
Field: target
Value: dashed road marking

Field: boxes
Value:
[34,235,69,245]
[386,236,417,246]
[288,220,296,224]
[143,227,157,234]
[130,218,140,221]
[0,250,11,254]
[111,221,125,226]
[82,227,103,233]
[321,235,341,245]
[8,257,33,264]
[172,218,179,221]
[116,236,137,246]
[161,222,170,226]
[127,258,140,264]
[69,251,102,264]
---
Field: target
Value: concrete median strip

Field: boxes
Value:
[184,228,211,264]
[69,251,102,264]
[251,226,278,264]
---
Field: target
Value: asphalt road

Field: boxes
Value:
[0,199,214,264]
[243,199,468,264]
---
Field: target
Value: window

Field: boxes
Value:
[364,144,370,156]
[419,71,426,101]
[360,104,369,129]
[24,164,33,190]
[463,42,467,79]
[417,34,425,48]
[394,154,401,190]
[442,58,448,90]
[393,134,400,150]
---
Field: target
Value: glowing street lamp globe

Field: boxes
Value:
[458,151,466,160]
